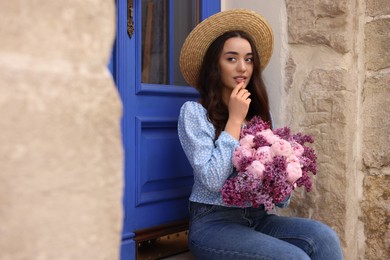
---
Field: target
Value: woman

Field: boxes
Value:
[178,9,343,260]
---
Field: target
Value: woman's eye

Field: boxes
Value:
[246,58,253,63]
[227,57,236,62]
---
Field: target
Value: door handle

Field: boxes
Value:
[127,0,134,38]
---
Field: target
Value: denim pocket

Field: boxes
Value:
[189,202,217,223]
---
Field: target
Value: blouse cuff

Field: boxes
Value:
[218,131,239,145]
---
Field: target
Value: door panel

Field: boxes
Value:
[114,0,220,258]
[135,116,193,207]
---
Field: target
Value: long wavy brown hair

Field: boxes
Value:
[197,30,272,139]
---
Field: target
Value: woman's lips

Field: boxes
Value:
[234,77,247,84]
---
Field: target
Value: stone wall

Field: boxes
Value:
[282,0,389,259]
[0,1,123,259]
[361,0,390,259]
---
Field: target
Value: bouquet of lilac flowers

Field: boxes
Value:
[221,116,317,211]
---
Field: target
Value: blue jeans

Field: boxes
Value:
[188,202,343,260]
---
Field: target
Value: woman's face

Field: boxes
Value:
[219,37,254,94]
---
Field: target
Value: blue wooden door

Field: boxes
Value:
[113,1,220,258]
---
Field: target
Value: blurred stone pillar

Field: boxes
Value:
[282,0,389,259]
[0,1,123,259]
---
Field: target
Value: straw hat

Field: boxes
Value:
[179,8,274,88]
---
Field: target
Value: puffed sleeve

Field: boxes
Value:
[178,102,239,191]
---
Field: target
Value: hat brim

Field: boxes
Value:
[179,9,274,88]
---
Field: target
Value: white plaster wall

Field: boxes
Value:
[221,0,286,128]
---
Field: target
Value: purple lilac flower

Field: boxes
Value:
[235,156,255,173]
[253,135,270,148]
[292,132,314,145]
[241,116,270,138]
[296,173,312,192]
[273,126,292,141]
[221,178,247,207]
[221,116,318,211]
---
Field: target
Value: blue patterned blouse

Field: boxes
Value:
[178,101,239,206]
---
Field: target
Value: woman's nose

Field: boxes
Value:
[237,59,247,72]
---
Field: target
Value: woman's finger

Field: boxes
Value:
[242,91,251,99]
[238,88,250,98]
[231,82,245,96]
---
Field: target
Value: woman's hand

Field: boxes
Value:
[225,82,251,140]
[228,82,251,123]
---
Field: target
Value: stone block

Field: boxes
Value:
[365,18,390,71]
[300,69,348,125]
[361,175,390,260]
[362,75,390,169]
[366,0,390,17]
[0,65,123,259]
[0,0,115,70]
[286,0,350,53]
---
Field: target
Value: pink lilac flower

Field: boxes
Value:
[222,116,317,211]
[286,162,303,184]
[232,147,254,171]
[246,160,265,179]
[270,139,293,157]
[258,129,280,144]
[240,134,255,148]
[291,141,304,157]
[287,155,300,164]
[254,146,273,164]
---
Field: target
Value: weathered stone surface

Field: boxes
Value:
[284,55,296,93]
[0,0,115,71]
[0,66,123,260]
[300,69,348,125]
[280,68,351,252]
[286,0,349,53]
[365,19,390,71]
[284,0,390,259]
[0,0,123,259]
[366,0,390,17]
[361,175,390,260]
[362,75,390,169]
